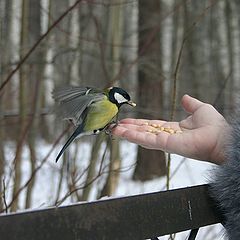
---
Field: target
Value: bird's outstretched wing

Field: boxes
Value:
[52,86,105,126]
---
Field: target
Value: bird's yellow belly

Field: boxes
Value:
[84,99,118,132]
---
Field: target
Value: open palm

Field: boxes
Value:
[112,95,229,164]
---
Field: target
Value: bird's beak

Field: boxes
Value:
[127,101,136,107]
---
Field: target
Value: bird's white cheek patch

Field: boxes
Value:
[114,92,127,104]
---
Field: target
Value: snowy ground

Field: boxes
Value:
[4,140,225,239]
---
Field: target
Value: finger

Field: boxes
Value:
[111,124,154,138]
[118,118,149,125]
[179,115,194,129]
[115,123,150,132]
[119,128,161,149]
[181,94,205,114]
[113,122,183,137]
[119,118,163,126]
[111,125,129,137]
[112,124,182,153]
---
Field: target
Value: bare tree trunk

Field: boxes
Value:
[134,0,166,181]
[99,139,120,198]
[81,134,105,201]
[0,0,12,211]
[54,158,65,204]
[24,0,43,209]
[25,143,36,208]
[39,0,51,142]
[180,0,201,100]
[77,3,109,88]
[51,0,73,87]
[168,1,181,119]
[11,0,29,212]
[224,0,234,112]
[205,2,224,112]
[99,3,124,197]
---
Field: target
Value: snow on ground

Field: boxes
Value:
[4,140,225,239]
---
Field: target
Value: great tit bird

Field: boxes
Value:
[53,86,136,162]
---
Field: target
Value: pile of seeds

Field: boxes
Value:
[142,122,183,135]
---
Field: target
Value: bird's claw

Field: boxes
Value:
[104,121,119,138]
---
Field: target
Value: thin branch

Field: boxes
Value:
[40,5,137,50]
[55,137,110,206]
[0,0,83,95]
[2,178,8,213]
[166,0,217,190]
[0,126,71,213]
[56,157,136,206]
[89,9,110,82]
[213,70,232,108]
[88,0,138,8]
[110,0,191,85]
[171,0,217,121]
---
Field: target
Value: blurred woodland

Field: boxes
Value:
[0,0,240,216]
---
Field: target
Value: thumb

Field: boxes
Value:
[181,94,205,114]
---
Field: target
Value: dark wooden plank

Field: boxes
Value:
[0,184,222,240]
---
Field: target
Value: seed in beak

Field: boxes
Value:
[127,101,136,107]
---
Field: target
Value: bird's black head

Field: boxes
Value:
[108,87,136,108]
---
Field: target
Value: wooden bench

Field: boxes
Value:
[0,184,222,240]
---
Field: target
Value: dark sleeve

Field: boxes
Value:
[210,117,240,240]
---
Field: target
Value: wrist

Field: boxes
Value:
[210,121,230,165]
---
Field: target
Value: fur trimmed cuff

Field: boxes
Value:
[211,118,240,240]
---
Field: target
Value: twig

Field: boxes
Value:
[55,137,110,206]
[171,0,217,121]
[98,136,111,174]
[213,70,232,108]
[111,0,190,85]
[0,126,71,213]
[90,10,110,82]
[2,178,8,213]
[166,0,217,191]
[40,5,137,50]
[55,160,136,206]
[166,154,172,191]
[0,0,83,95]
[1,0,84,207]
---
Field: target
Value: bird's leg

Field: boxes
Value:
[104,115,119,137]
[104,121,118,136]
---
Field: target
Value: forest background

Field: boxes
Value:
[0,0,239,239]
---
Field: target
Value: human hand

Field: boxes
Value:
[112,95,229,164]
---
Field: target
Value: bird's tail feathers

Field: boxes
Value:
[55,124,84,162]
